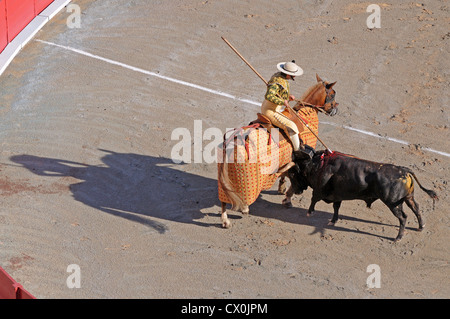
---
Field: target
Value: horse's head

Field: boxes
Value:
[297,74,339,116]
[317,74,339,116]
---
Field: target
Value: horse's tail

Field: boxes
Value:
[217,139,246,212]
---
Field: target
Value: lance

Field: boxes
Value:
[221,36,332,153]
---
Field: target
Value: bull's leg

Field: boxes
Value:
[388,203,407,242]
[221,202,231,229]
[328,201,342,226]
[307,197,320,217]
[307,191,324,216]
[405,196,424,231]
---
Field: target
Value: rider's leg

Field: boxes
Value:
[289,131,300,151]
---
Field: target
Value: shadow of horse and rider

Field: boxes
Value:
[10,149,397,239]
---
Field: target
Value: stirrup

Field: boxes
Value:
[293,145,315,160]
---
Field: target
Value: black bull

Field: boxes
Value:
[285,151,438,242]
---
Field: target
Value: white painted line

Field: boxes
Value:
[35,40,450,159]
[322,121,450,158]
[36,39,260,107]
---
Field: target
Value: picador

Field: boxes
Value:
[261,61,315,160]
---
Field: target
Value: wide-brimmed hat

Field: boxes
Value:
[277,61,304,76]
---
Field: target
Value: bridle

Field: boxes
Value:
[296,84,337,116]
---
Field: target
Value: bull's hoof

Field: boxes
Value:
[327,221,336,226]
[394,229,408,242]
[418,224,425,232]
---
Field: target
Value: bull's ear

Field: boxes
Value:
[326,81,337,89]
[316,74,323,83]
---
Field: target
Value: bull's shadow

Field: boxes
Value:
[10,150,220,233]
[256,190,400,241]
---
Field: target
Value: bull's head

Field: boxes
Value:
[287,160,310,195]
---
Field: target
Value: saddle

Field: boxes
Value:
[248,112,315,159]
[248,113,276,132]
[247,113,297,150]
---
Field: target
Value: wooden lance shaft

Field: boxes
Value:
[222,36,325,113]
[221,36,332,153]
[221,36,269,86]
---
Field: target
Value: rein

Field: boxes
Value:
[296,100,327,114]
[295,85,335,115]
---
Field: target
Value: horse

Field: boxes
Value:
[217,74,339,228]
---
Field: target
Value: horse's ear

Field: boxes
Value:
[326,81,337,89]
[316,74,323,83]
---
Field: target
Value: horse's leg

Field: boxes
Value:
[221,202,231,228]
[240,205,249,214]
[278,175,287,194]
[277,164,295,195]
[282,184,295,208]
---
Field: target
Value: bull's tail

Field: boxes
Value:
[217,147,246,212]
[405,168,439,201]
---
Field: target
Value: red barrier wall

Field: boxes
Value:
[0,266,16,299]
[5,0,36,41]
[0,0,57,54]
[0,267,35,299]
[35,0,54,15]
[0,0,7,52]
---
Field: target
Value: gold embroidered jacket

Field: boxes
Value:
[264,72,290,105]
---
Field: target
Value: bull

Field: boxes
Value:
[284,150,438,242]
